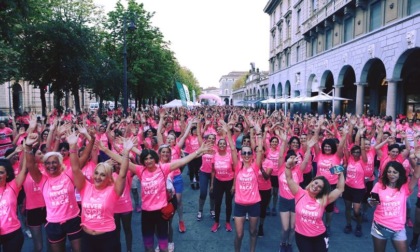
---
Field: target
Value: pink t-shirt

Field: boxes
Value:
[372,182,410,231]
[257,159,273,191]
[0,180,21,235]
[213,152,234,181]
[136,163,171,211]
[364,148,376,181]
[185,135,200,153]
[379,154,403,176]
[201,150,215,174]
[41,169,80,223]
[170,145,182,177]
[82,161,96,183]
[80,182,119,232]
[278,165,302,199]
[266,148,280,176]
[112,172,133,213]
[0,127,13,145]
[315,153,341,185]
[345,157,366,189]
[234,162,261,205]
[294,187,327,237]
[23,173,46,210]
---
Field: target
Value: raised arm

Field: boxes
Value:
[96,140,137,173]
[169,142,212,171]
[284,156,300,196]
[114,137,135,196]
[327,171,345,203]
[15,140,28,188]
[67,130,85,191]
[24,133,42,183]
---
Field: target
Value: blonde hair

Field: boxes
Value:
[95,162,115,184]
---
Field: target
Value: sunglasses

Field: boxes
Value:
[241,151,252,156]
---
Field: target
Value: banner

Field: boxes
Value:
[183,84,190,102]
[192,90,196,103]
[175,81,187,107]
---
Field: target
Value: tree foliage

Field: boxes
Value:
[232,74,248,90]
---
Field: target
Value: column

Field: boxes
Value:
[385,79,399,119]
[355,82,366,116]
[333,85,343,115]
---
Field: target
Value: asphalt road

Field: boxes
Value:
[21,169,415,252]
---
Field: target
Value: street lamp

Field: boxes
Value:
[123,15,136,115]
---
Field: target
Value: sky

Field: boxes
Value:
[94,0,269,89]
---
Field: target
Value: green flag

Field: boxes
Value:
[176,81,187,107]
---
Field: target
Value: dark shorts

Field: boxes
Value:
[279,196,295,212]
[45,216,83,243]
[27,207,47,227]
[363,180,374,203]
[416,197,420,208]
[234,202,261,217]
[342,185,366,204]
[270,175,279,188]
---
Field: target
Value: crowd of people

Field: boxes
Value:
[1,106,420,252]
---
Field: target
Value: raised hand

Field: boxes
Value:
[122,136,136,151]
[76,125,88,136]
[25,133,39,146]
[65,130,79,146]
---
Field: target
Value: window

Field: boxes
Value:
[286,51,291,67]
[296,45,300,62]
[278,26,282,45]
[408,0,420,15]
[344,18,354,42]
[311,38,317,56]
[287,19,291,39]
[271,59,275,72]
[271,31,276,50]
[325,29,332,50]
[225,89,229,95]
[312,0,318,12]
[297,9,301,31]
[272,10,276,26]
[369,1,382,31]
[277,54,282,70]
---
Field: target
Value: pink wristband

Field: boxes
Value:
[69,149,78,154]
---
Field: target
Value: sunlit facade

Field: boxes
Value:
[264,0,420,118]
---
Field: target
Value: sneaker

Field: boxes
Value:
[410,241,418,252]
[225,222,232,232]
[155,245,159,252]
[168,242,175,252]
[344,224,352,234]
[258,225,264,237]
[210,210,216,219]
[408,218,414,228]
[179,221,186,233]
[25,229,32,239]
[355,225,362,237]
[334,205,340,214]
[271,208,277,216]
[197,211,202,221]
[211,222,220,232]
[136,205,142,213]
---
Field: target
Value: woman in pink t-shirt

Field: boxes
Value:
[196,123,216,220]
[210,121,237,233]
[284,156,345,252]
[68,132,133,252]
[0,157,27,251]
[369,160,420,252]
[25,133,82,252]
[233,125,263,252]
[99,141,211,252]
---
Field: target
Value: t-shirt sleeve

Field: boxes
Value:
[135,165,144,179]
[162,163,171,177]
[9,180,20,195]
[295,187,305,202]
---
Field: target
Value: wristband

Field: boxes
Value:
[24,149,33,154]
[69,149,78,154]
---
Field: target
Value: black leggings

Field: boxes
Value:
[114,211,132,252]
[0,228,24,252]
[259,189,271,219]
[188,157,202,182]
[214,178,234,223]
[295,231,328,252]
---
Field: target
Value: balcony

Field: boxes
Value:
[302,0,351,34]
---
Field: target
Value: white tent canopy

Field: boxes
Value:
[261,92,351,104]
[162,99,201,108]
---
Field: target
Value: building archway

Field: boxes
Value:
[360,58,387,116]
[338,65,356,114]
[284,81,291,112]
[12,83,23,115]
[307,74,317,114]
[320,71,334,115]
[224,98,229,105]
[393,48,420,118]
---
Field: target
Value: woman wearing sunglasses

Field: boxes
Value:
[210,120,237,233]
[232,123,263,252]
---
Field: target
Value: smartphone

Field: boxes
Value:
[371,192,380,203]
[329,165,344,174]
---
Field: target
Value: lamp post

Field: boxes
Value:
[122,15,136,115]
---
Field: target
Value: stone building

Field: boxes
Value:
[264,0,420,118]
[219,71,249,105]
